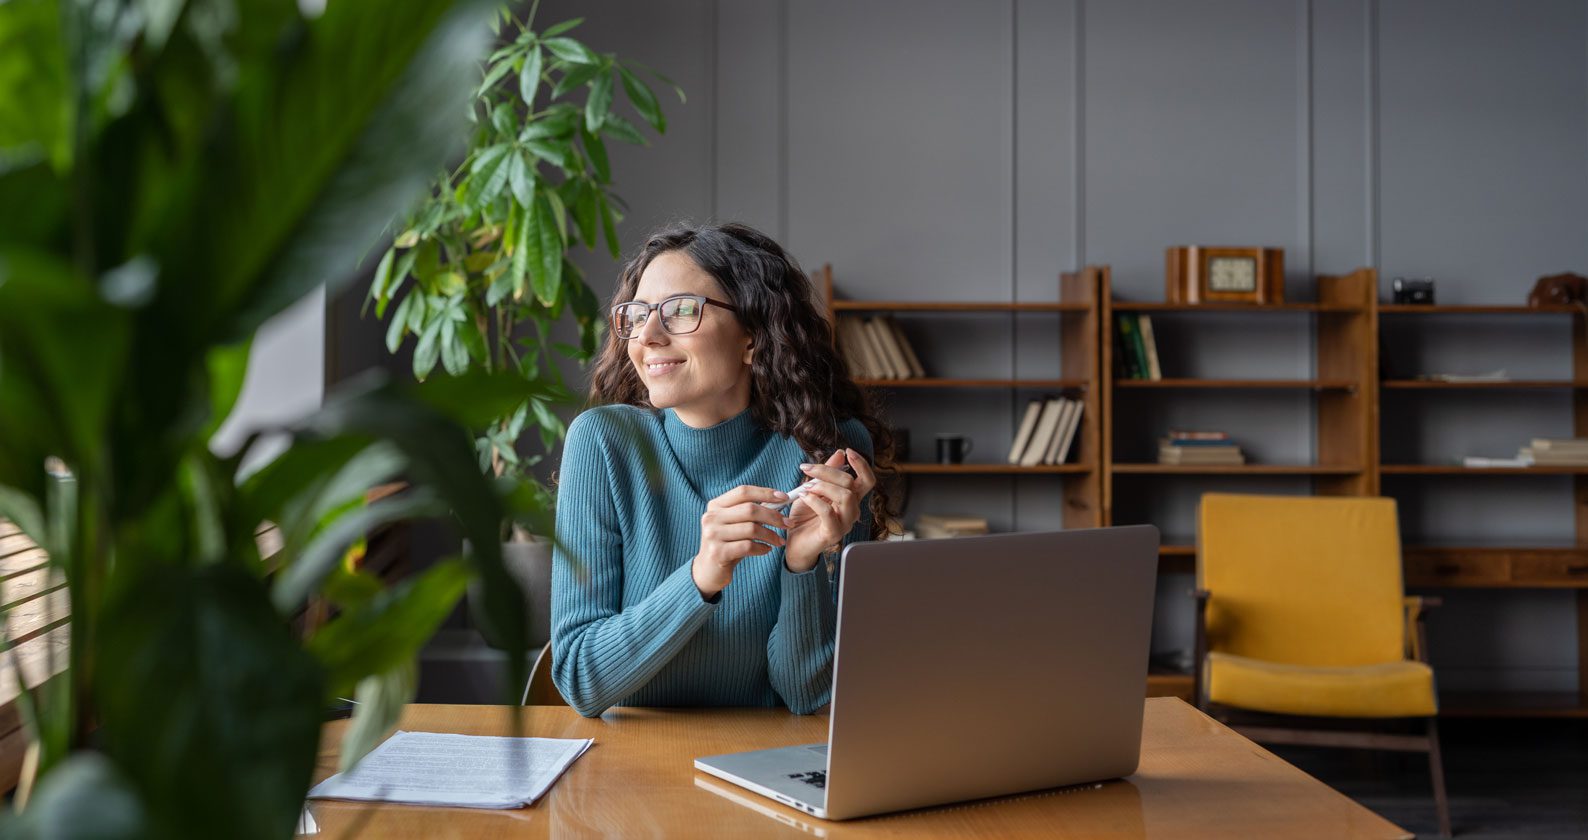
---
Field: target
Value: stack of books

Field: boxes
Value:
[1158,430,1245,465]
[1520,438,1588,466]
[1006,396,1085,466]
[914,514,990,540]
[836,315,926,380]
[1114,313,1162,380]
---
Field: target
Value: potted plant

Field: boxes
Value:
[0,1,543,836]
[368,4,680,649]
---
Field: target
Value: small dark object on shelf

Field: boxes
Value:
[1528,272,1588,307]
[1391,277,1435,305]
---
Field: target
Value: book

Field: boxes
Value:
[1138,314,1162,380]
[1019,398,1066,467]
[916,513,990,539]
[1115,314,1144,379]
[1040,399,1074,465]
[834,317,865,378]
[868,317,911,379]
[1053,400,1085,464]
[844,317,884,379]
[1530,438,1588,452]
[863,318,904,379]
[308,730,593,809]
[886,317,928,378]
[1007,398,1045,464]
[1166,430,1231,441]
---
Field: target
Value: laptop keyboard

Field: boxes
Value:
[786,770,826,789]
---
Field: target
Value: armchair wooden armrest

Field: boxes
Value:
[1403,595,1441,663]
[1191,589,1211,709]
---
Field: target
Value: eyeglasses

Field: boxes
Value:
[610,294,737,340]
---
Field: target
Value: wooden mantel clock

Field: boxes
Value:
[1166,246,1284,305]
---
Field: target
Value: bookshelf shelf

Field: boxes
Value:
[854,378,1088,390]
[1111,464,1364,475]
[1379,304,1581,315]
[894,463,1089,475]
[1115,378,1357,390]
[1381,465,1588,475]
[1112,301,1362,313]
[831,300,1089,313]
[1381,379,1587,389]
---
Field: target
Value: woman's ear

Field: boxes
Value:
[742,338,754,365]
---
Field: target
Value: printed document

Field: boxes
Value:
[308,730,594,809]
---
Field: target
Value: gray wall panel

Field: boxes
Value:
[1378,0,1588,295]
[786,0,1015,303]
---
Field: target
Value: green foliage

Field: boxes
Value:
[0,0,562,836]
[369,3,682,488]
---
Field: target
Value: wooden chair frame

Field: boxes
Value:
[1193,591,1452,837]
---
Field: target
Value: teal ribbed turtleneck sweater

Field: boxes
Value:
[550,404,873,717]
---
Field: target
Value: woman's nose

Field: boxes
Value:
[637,312,668,343]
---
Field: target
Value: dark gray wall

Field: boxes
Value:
[366,0,1588,693]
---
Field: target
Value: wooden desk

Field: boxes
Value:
[306,698,1408,839]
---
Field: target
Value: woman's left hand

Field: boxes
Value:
[783,447,876,573]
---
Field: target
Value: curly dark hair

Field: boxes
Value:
[586,221,897,541]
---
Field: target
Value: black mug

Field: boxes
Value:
[936,434,973,464]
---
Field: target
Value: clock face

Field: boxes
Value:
[1207,257,1257,293]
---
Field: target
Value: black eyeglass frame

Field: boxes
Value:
[610,294,738,340]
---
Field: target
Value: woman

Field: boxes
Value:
[550,222,895,718]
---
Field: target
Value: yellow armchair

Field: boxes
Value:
[1193,493,1451,836]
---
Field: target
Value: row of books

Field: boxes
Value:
[1158,430,1245,465]
[1115,313,1162,380]
[836,316,926,380]
[1006,397,1085,466]
[914,514,989,540]
[1466,437,1588,468]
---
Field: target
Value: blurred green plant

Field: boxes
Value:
[369,2,680,501]
[0,0,554,837]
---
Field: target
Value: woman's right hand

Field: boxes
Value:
[692,485,793,598]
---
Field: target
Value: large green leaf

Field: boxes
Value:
[338,663,416,772]
[309,558,471,701]
[95,564,325,840]
[0,752,146,840]
[0,248,130,489]
[585,63,613,133]
[207,0,498,341]
[529,194,563,306]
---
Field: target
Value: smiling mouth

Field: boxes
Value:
[646,361,684,375]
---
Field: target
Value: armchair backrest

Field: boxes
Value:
[1197,493,1407,667]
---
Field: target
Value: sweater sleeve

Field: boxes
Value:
[765,423,875,714]
[550,410,718,717]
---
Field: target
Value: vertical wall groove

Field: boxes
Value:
[1072,0,1086,267]
[777,0,789,244]
[707,0,719,220]
[1366,0,1380,268]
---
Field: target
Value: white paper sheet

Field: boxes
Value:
[308,731,594,809]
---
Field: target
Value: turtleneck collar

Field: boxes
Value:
[661,406,769,490]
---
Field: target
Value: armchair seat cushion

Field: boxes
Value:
[1206,652,1437,718]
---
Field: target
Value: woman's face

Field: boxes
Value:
[626,251,754,427]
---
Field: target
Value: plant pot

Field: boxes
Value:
[467,536,552,651]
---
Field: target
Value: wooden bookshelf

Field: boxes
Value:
[1378,301,1588,717]
[818,264,1106,533]
[1112,301,1363,313]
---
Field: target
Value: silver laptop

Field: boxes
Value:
[694,525,1159,820]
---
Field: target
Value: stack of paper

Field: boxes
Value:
[308,730,594,809]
